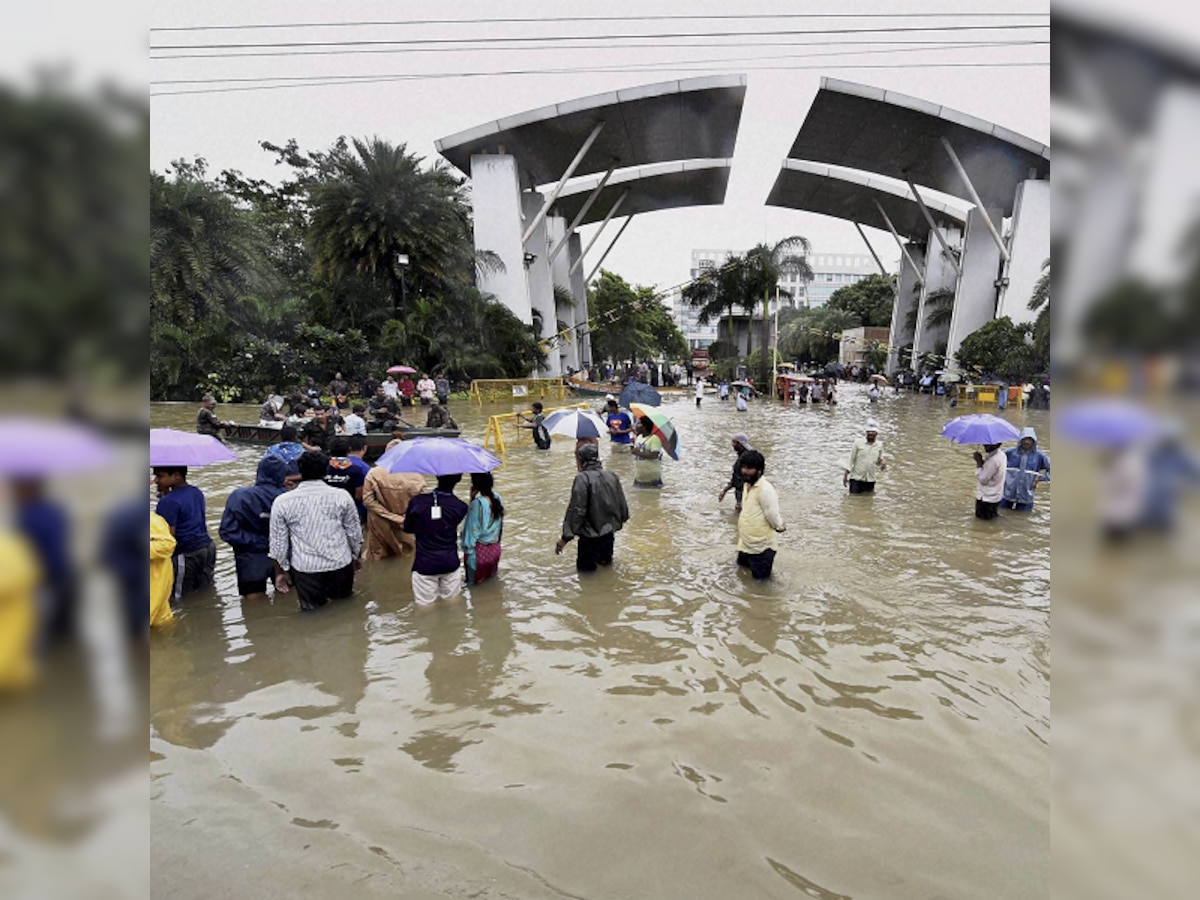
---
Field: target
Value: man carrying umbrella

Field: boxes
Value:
[735,450,786,580]
[974,443,1006,520]
[555,444,629,572]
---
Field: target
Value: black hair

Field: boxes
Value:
[436,473,462,492]
[329,436,351,457]
[470,472,504,520]
[352,403,365,415]
[983,443,1002,452]
[739,450,765,473]
[532,402,543,413]
[153,465,188,479]
[638,415,654,433]
[298,449,330,480]
[348,434,368,452]
[280,425,299,442]
[606,399,618,409]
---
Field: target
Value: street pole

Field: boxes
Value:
[396,253,409,319]
[772,285,780,399]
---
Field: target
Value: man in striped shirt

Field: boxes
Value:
[269,450,364,611]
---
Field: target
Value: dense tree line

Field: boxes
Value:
[150,138,545,401]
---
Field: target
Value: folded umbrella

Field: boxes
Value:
[0,417,113,476]
[940,414,1021,445]
[149,428,239,467]
[629,403,680,460]
[543,408,608,440]
[375,437,501,476]
[1055,398,1161,447]
[618,381,661,408]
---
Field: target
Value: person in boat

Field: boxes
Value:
[328,372,349,399]
[367,386,402,431]
[425,399,458,430]
[196,395,227,436]
[259,395,285,424]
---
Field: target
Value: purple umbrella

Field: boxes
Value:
[149,428,239,467]
[0,417,113,476]
[1055,398,1162,447]
[375,437,501,476]
[941,414,1021,445]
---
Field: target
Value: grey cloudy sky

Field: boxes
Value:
[149,0,1050,291]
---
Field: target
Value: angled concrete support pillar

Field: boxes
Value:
[522,192,559,377]
[470,154,533,325]
[946,206,1004,369]
[570,191,628,276]
[586,215,635,284]
[888,243,925,374]
[998,179,1050,326]
[521,120,606,246]
[911,225,961,371]
[548,164,615,263]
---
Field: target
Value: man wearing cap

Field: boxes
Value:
[555,444,630,572]
[842,420,887,494]
[735,450,786,580]
[718,433,754,512]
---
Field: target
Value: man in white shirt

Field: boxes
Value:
[269,450,363,610]
[417,373,436,406]
[341,404,367,436]
[974,442,1006,520]
[694,378,705,408]
[735,450,786,579]
[382,375,399,400]
[842,419,887,494]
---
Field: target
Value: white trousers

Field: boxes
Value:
[412,569,464,606]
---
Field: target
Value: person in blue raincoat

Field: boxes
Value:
[1000,427,1050,511]
[1140,419,1200,531]
[219,455,291,600]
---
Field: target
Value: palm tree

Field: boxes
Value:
[682,256,753,337]
[307,137,475,321]
[923,288,956,331]
[742,237,813,385]
[1028,258,1050,367]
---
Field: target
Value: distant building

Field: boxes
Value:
[803,253,881,308]
[839,326,892,367]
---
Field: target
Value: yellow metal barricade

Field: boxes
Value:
[482,402,591,455]
[469,377,571,405]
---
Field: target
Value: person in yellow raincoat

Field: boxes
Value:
[150,511,177,628]
[0,531,40,690]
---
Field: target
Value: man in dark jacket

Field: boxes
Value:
[555,444,630,571]
[219,455,291,600]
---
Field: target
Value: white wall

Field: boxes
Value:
[912,227,961,370]
[567,233,590,369]
[522,192,559,376]
[947,206,1004,367]
[998,180,1050,326]
[888,244,924,374]
[469,154,532,325]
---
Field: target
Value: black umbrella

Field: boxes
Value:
[618,381,661,408]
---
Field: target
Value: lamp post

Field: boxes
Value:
[395,253,409,318]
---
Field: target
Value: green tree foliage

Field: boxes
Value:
[953,317,1037,379]
[742,237,813,386]
[588,271,687,363]
[1028,258,1050,367]
[778,307,862,364]
[825,274,895,327]
[0,83,148,382]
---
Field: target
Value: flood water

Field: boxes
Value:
[150,387,1049,899]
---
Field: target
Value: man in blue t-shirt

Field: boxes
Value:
[325,436,369,522]
[153,466,216,598]
[604,398,633,451]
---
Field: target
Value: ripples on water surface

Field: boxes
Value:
[150,388,1049,899]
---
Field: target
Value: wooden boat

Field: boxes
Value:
[222,422,461,462]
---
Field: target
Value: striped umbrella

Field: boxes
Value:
[543,408,608,440]
[629,403,680,460]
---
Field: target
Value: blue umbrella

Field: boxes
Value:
[375,437,501,476]
[940,414,1021,445]
[543,408,607,440]
[1055,398,1161,447]
[149,428,239,467]
[618,381,661,408]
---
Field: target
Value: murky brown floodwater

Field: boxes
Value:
[150,387,1049,899]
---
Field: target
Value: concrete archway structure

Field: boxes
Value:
[435,76,747,376]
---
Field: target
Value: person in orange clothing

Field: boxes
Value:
[150,511,177,628]
[0,530,40,690]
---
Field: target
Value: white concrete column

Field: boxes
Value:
[567,233,593,369]
[548,216,578,373]
[888,243,925,374]
[997,180,1050,326]
[522,191,560,377]
[470,154,533,324]
[912,226,961,371]
[946,206,1004,368]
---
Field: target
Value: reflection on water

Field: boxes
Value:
[150,389,1049,899]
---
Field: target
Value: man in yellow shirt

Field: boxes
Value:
[735,450,786,580]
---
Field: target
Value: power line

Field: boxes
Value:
[151,12,1051,34]
[152,36,1047,62]
[150,24,1050,52]
[150,60,1050,98]
[151,41,1049,86]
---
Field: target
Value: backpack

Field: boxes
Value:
[533,422,552,450]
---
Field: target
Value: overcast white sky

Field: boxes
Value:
[147,0,1050,291]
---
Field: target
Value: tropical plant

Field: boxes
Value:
[742,237,813,385]
[588,271,687,363]
[1028,257,1050,368]
[825,273,895,327]
[923,288,956,331]
[953,316,1036,379]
